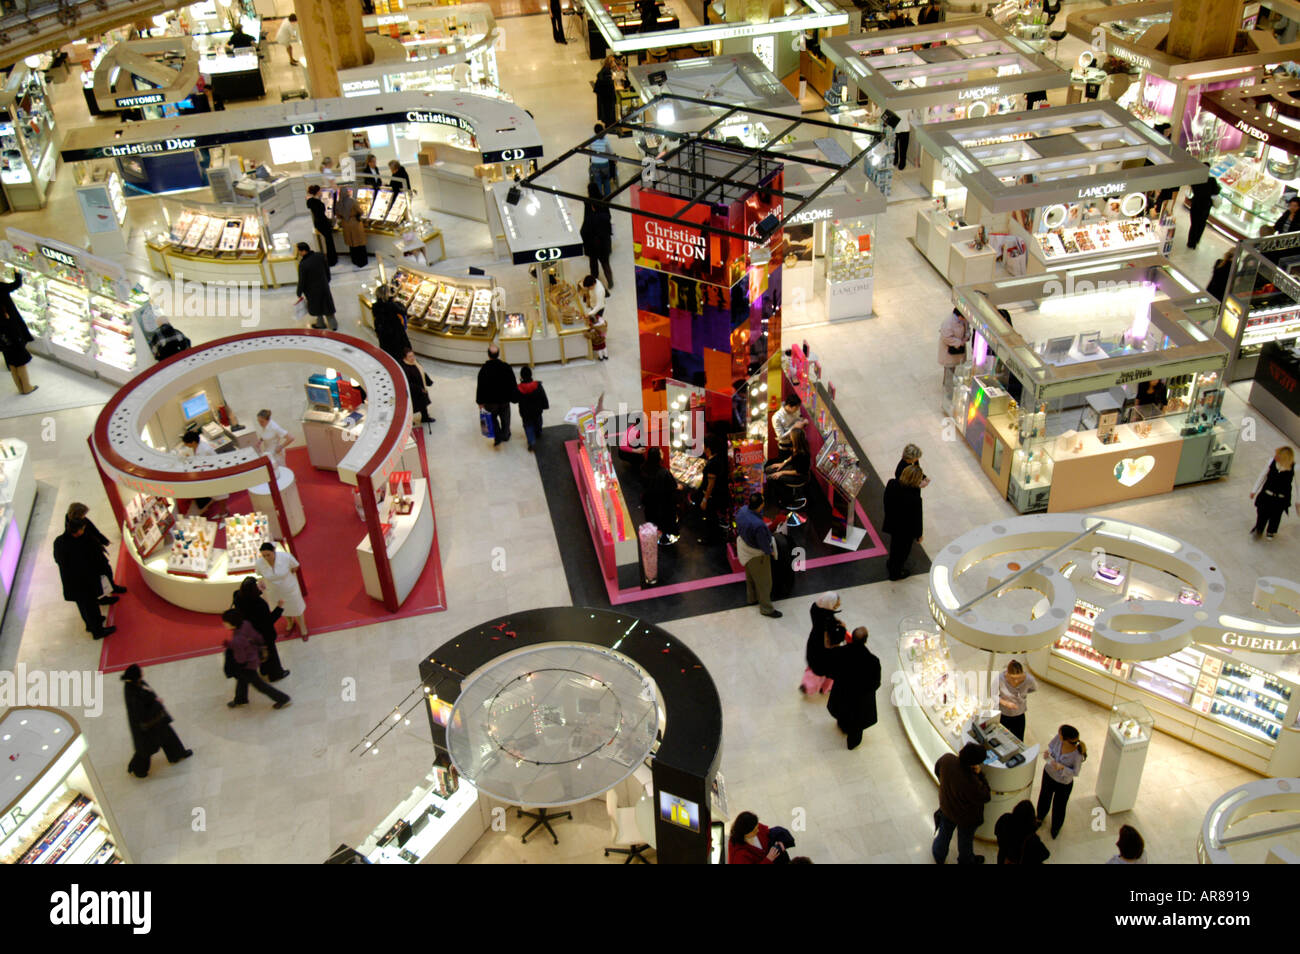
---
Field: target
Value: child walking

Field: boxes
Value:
[516,366,550,452]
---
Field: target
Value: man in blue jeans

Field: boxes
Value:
[589,123,614,197]
[932,742,990,864]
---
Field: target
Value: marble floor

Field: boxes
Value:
[1,5,1296,864]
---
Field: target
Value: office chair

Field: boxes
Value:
[604,791,652,863]
[518,805,572,845]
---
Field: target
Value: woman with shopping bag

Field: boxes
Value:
[801,592,846,695]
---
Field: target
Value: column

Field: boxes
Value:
[1167,0,1244,62]
[292,0,373,99]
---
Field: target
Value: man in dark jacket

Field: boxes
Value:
[933,742,991,864]
[150,320,190,361]
[66,502,126,598]
[476,344,517,446]
[371,284,411,363]
[824,626,881,750]
[123,664,191,778]
[296,241,337,330]
[1186,167,1221,249]
[53,519,116,639]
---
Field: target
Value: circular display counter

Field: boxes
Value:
[90,330,426,613]
[420,607,724,863]
[1198,778,1300,864]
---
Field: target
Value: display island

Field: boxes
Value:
[361,262,500,364]
[1213,231,1300,383]
[949,258,1234,513]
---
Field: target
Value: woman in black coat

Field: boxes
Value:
[639,447,680,540]
[233,576,290,681]
[883,464,925,581]
[123,664,191,777]
[66,502,127,598]
[0,270,36,394]
[401,347,435,424]
[823,627,881,750]
[296,243,337,329]
[581,180,614,290]
[1207,251,1232,302]
[305,184,338,267]
[388,160,412,193]
[372,284,411,362]
[593,56,617,127]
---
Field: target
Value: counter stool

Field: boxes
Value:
[647,47,669,63]
[691,43,711,58]
[519,806,572,845]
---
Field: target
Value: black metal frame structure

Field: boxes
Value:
[519,92,884,245]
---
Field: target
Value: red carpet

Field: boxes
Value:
[98,446,446,673]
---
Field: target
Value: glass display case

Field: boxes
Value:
[1206,137,1297,240]
[361,262,499,364]
[1215,235,1300,381]
[0,65,57,210]
[1109,700,1154,748]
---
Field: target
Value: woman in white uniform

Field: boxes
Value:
[178,429,229,516]
[256,542,308,639]
[254,409,294,472]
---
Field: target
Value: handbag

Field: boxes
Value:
[479,408,495,439]
[294,298,309,321]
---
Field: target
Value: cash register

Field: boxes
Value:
[970,716,1026,767]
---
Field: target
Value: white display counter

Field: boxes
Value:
[0,438,36,624]
[358,477,434,606]
[248,466,306,539]
[359,771,489,864]
[124,526,253,614]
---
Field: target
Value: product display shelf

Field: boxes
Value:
[0,438,35,623]
[360,264,497,364]
[357,476,434,606]
[360,769,488,864]
[824,217,874,320]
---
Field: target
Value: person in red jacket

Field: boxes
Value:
[727,811,785,864]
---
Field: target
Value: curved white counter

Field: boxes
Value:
[357,477,434,606]
[124,526,247,614]
[0,438,35,623]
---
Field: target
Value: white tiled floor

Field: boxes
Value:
[1,7,1297,864]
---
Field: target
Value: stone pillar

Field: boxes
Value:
[1167,0,1243,61]
[292,0,373,99]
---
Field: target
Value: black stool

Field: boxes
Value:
[519,806,572,844]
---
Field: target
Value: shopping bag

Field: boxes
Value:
[638,522,659,583]
[799,667,833,696]
[294,298,309,322]
[479,408,495,439]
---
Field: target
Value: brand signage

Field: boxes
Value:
[405,109,475,133]
[1216,631,1300,654]
[101,137,197,157]
[510,242,584,266]
[114,93,164,107]
[1077,182,1126,199]
[1236,119,1269,143]
[38,245,77,268]
[642,218,707,264]
[786,206,834,226]
[958,85,999,101]
[1107,45,1152,71]
[342,79,381,96]
[1115,367,1153,385]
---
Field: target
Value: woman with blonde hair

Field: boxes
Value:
[1251,445,1295,539]
[882,463,925,581]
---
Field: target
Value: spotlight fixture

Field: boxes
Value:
[755,213,780,239]
[506,185,522,205]
[648,70,667,86]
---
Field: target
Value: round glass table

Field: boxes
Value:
[447,643,661,809]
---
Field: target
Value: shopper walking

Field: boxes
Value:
[402,347,435,426]
[549,0,567,43]
[932,742,991,864]
[801,592,846,695]
[736,491,782,618]
[232,576,289,682]
[122,664,191,778]
[823,626,881,750]
[149,319,190,361]
[0,268,35,394]
[65,503,127,598]
[295,241,337,330]
[222,609,291,709]
[255,542,308,639]
[1186,166,1221,248]
[516,366,549,451]
[997,659,1037,742]
[639,447,680,543]
[994,799,1049,864]
[1036,724,1087,839]
[1251,446,1294,539]
[53,518,116,639]
[1106,825,1147,864]
[1207,250,1233,302]
[1277,196,1300,234]
[938,307,969,393]
[305,184,338,267]
[593,55,618,126]
[337,187,369,268]
[476,344,518,446]
[581,181,614,290]
[371,284,410,363]
[882,463,925,581]
[916,0,943,23]
[895,442,929,483]
[727,811,788,864]
[581,274,609,360]
[589,123,614,197]
[893,108,912,170]
[275,13,300,66]
[695,433,732,544]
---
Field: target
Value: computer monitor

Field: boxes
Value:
[181,392,210,421]
[305,383,335,410]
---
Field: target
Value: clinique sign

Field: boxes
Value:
[643,219,706,263]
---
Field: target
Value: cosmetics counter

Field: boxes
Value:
[914,101,1206,277]
[1213,232,1300,382]
[349,3,505,101]
[0,438,35,624]
[145,197,297,288]
[580,0,680,61]
[0,64,57,211]
[822,19,1069,175]
[571,405,639,591]
[2,228,157,386]
[1250,342,1300,448]
[950,259,1234,513]
[358,764,489,864]
[0,708,132,865]
[361,261,499,364]
[897,615,1041,839]
[73,167,130,257]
